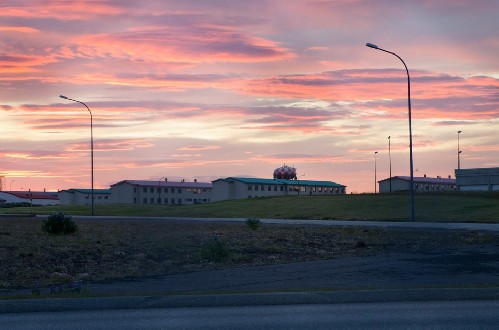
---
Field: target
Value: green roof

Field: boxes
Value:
[225,177,345,187]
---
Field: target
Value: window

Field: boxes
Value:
[248,185,252,191]
[274,186,278,191]
[150,188,154,193]
[255,185,259,191]
[268,186,271,191]
[150,198,154,203]
[157,198,161,204]
[280,186,284,191]
[178,188,181,194]
[143,187,147,193]
[171,188,175,193]
[143,198,147,204]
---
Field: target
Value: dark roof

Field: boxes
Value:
[111,180,212,189]
[59,189,111,194]
[215,177,346,187]
[379,176,456,184]
[3,191,59,200]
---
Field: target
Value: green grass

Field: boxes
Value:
[1,191,498,223]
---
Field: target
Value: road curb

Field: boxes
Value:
[1,287,499,313]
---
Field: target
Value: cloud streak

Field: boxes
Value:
[0,0,497,193]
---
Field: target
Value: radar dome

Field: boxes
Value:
[273,165,297,180]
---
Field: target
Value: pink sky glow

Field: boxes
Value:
[1,0,498,193]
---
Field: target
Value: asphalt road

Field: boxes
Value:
[2,300,499,329]
[1,217,498,316]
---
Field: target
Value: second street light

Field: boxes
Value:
[388,136,392,193]
[458,130,462,170]
[366,42,415,222]
[59,95,95,216]
[374,151,378,194]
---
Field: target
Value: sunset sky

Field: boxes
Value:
[1,0,498,193]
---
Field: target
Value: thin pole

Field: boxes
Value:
[366,43,415,222]
[388,136,392,193]
[60,95,94,216]
[374,151,378,194]
[458,130,462,170]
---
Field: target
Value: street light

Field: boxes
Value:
[388,136,392,193]
[457,130,462,170]
[158,176,167,203]
[366,42,415,222]
[59,95,94,216]
[374,151,378,193]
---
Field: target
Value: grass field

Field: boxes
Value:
[1,192,497,294]
[0,217,495,292]
[1,192,498,223]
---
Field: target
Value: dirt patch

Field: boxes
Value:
[0,217,496,289]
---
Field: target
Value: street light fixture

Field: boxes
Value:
[366,42,415,222]
[388,136,392,193]
[59,95,94,216]
[457,130,462,170]
[158,176,167,203]
[374,151,378,194]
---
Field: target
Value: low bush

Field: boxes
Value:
[201,236,230,261]
[245,217,261,230]
[41,211,78,235]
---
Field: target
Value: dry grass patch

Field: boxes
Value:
[0,217,495,290]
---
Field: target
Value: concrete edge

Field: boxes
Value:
[1,288,499,314]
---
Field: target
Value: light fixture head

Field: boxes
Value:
[366,42,379,49]
[59,95,68,99]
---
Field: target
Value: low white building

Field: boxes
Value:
[110,180,212,205]
[58,189,112,205]
[455,167,499,191]
[0,191,59,206]
[378,176,456,193]
[211,177,346,202]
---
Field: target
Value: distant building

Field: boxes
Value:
[455,167,499,191]
[378,176,456,193]
[0,191,59,205]
[58,189,112,205]
[211,177,346,202]
[110,180,212,205]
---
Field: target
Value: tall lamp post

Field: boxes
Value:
[59,95,94,216]
[158,176,167,203]
[388,136,392,193]
[457,130,462,170]
[366,42,415,222]
[374,151,378,193]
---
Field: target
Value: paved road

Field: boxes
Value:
[64,216,499,232]
[2,300,499,329]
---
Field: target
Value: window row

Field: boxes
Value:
[133,187,211,194]
[247,185,344,193]
[136,197,210,204]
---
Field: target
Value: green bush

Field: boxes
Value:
[201,236,230,261]
[245,217,261,230]
[42,211,78,235]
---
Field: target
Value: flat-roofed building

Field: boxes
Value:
[455,167,499,191]
[378,176,456,193]
[0,191,59,206]
[110,180,212,205]
[211,177,346,202]
[58,189,112,205]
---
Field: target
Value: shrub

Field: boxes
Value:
[42,211,78,235]
[245,217,261,230]
[201,236,230,261]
